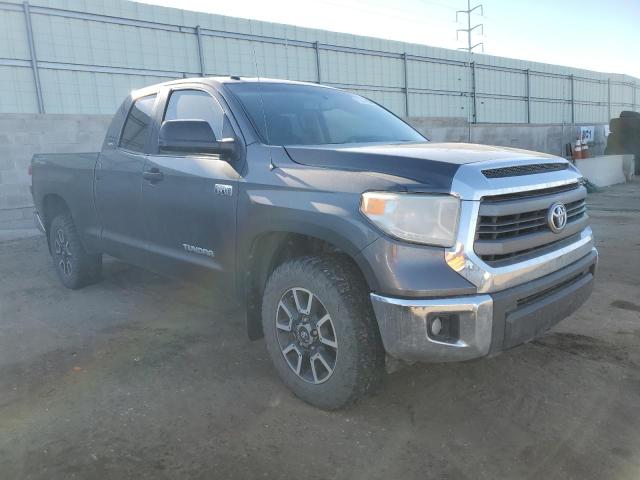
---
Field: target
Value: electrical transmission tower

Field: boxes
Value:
[456,0,484,53]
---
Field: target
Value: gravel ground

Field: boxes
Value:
[0,181,639,480]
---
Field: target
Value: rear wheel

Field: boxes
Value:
[48,213,102,289]
[261,254,384,410]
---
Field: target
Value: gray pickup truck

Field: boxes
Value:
[31,77,597,409]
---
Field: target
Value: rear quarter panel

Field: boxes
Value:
[32,152,100,251]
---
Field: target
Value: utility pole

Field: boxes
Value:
[456,1,484,131]
[456,0,484,53]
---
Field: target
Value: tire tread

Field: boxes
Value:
[49,213,102,289]
[261,254,384,409]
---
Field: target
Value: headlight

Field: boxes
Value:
[360,192,460,246]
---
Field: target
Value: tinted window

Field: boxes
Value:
[164,89,224,140]
[119,94,156,152]
[227,83,425,146]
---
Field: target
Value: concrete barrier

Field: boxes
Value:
[575,155,635,188]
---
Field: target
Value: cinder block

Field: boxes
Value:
[0,170,30,185]
[8,132,39,146]
[2,193,33,210]
[0,156,14,171]
[0,118,27,132]
[0,208,25,223]
[21,206,35,219]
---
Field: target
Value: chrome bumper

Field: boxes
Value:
[370,293,493,362]
[370,249,597,363]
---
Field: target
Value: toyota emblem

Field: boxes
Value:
[548,202,568,233]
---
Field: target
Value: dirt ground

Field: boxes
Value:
[0,181,639,480]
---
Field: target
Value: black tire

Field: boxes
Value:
[48,213,102,289]
[261,254,384,410]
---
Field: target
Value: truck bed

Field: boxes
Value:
[31,152,101,240]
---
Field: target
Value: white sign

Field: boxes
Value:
[580,126,595,143]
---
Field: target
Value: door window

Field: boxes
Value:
[119,94,157,153]
[163,89,224,140]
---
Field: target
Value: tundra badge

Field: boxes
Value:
[182,244,215,257]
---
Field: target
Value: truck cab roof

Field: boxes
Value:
[130,76,337,100]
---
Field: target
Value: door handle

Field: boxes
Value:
[143,168,164,183]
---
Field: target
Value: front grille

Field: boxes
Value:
[482,163,568,178]
[479,234,580,265]
[477,198,586,241]
[474,183,588,265]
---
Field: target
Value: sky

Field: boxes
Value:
[139,0,640,78]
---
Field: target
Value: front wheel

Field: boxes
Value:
[261,255,384,410]
[48,213,102,289]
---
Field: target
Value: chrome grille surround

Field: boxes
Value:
[446,157,597,294]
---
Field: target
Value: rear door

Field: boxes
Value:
[140,85,241,291]
[95,93,157,261]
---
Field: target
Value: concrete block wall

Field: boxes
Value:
[470,123,608,158]
[407,117,607,158]
[0,113,607,223]
[0,114,112,222]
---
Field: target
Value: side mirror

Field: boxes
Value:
[158,119,236,157]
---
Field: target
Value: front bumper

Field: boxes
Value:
[370,249,597,362]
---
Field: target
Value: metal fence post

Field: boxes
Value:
[22,1,44,113]
[607,78,611,120]
[195,25,206,77]
[569,74,575,124]
[471,61,477,123]
[525,68,531,123]
[402,53,409,117]
[634,80,637,112]
[314,41,321,83]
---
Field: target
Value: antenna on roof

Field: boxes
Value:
[248,23,274,170]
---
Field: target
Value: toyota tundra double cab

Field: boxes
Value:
[30,77,597,409]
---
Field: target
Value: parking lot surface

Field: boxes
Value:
[1,181,639,480]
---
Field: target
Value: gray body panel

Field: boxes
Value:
[31,152,102,252]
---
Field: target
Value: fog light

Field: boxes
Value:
[431,316,443,336]
[428,313,461,343]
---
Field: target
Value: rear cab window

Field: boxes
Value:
[119,94,157,153]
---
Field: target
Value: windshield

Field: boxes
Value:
[226,82,426,146]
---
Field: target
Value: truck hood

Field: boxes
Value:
[284,142,557,191]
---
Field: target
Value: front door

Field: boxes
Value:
[95,93,157,262]
[140,87,240,293]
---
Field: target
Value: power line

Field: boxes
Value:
[456,0,484,53]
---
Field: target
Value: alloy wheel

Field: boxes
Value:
[275,287,338,384]
[54,229,73,276]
